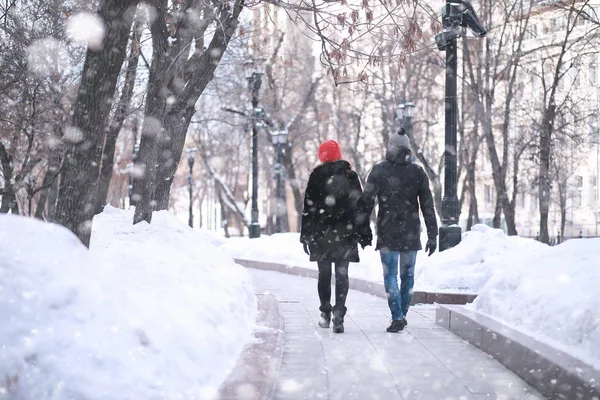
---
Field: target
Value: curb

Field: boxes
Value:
[216,294,284,400]
[436,305,600,400]
[234,258,477,305]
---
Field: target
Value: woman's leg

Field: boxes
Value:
[333,261,350,315]
[317,262,333,313]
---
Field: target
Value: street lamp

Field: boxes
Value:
[186,147,197,228]
[396,101,416,141]
[271,129,288,233]
[245,57,266,238]
[435,0,486,251]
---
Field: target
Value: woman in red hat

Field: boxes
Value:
[300,140,372,333]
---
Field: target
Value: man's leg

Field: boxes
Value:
[380,250,403,321]
[399,251,417,319]
[317,262,333,313]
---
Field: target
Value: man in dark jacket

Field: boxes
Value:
[359,129,438,332]
[300,140,372,333]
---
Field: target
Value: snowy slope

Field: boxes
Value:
[0,207,255,399]
[472,237,600,371]
[415,224,547,292]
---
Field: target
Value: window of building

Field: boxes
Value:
[531,66,539,93]
[589,113,598,148]
[574,175,584,207]
[590,175,597,204]
[518,191,526,208]
[573,58,582,88]
[590,54,598,85]
[577,10,586,26]
[530,193,538,211]
[558,62,566,91]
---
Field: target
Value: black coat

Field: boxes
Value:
[300,160,372,263]
[360,147,438,251]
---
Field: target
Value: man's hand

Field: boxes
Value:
[303,242,310,255]
[425,238,437,256]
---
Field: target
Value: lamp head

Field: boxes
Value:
[437,0,486,50]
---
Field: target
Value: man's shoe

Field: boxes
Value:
[386,319,406,333]
[402,317,407,326]
[318,312,331,328]
[332,310,344,333]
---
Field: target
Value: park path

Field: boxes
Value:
[249,268,544,400]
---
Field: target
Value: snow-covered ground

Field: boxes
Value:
[219,224,546,293]
[472,237,600,371]
[220,225,600,371]
[0,207,256,399]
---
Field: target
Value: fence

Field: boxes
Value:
[523,231,598,246]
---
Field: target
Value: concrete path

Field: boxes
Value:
[250,269,545,400]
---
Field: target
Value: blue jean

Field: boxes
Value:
[380,250,417,321]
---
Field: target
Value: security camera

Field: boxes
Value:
[435,0,486,50]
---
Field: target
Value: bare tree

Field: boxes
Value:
[462,0,533,235]
[531,0,599,243]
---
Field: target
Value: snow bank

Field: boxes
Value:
[472,237,600,370]
[220,224,546,293]
[416,224,547,292]
[0,207,255,399]
[219,232,391,283]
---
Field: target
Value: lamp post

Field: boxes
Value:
[186,147,197,228]
[397,101,415,135]
[271,129,288,233]
[245,58,266,238]
[434,0,486,251]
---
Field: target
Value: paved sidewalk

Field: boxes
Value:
[250,269,545,400]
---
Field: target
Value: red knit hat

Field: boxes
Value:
[318,140,342,163]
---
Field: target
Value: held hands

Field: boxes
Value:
[425,237,437,256]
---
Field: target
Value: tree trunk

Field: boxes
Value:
[54,0,138,246]
[132,0,171,225]
[216,185,230,238]
[493,197,502,229]
[152,0,245,210]
[95,18,142,215]
[538,105,555,244]
[35,156,62,220]
[465,157,479,230]
[560,208,566,242]
[0,192,17,214]
[280,141,304,230]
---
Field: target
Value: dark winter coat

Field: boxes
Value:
[360,147,438,251]
[300,160,372,263]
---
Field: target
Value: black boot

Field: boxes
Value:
[386,319,406,333]
[318,312,331,328]
[332,310,344,333]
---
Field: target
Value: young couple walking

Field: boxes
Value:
[300,129,438,334]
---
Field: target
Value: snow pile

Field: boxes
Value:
[220,225,547,293]
[473,238,600,370]
[220,232,388,283]
[415,224,547,292]
[0,207,255,399]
